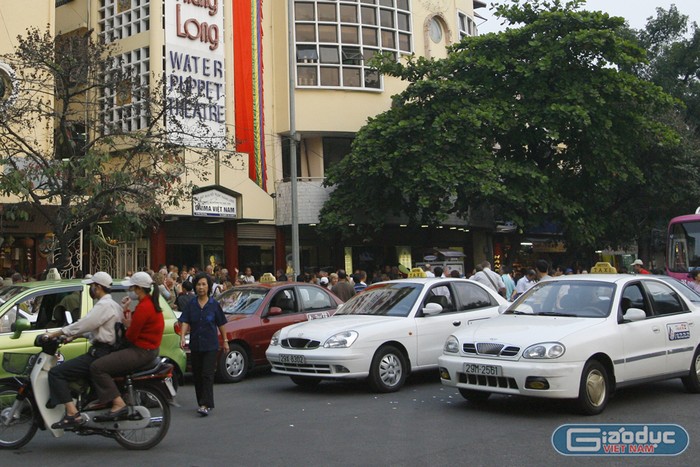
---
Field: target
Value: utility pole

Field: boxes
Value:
[287,0,300,279]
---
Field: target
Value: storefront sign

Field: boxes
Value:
[192,189,237,218]
[165,0,226,148]
[533,241,567,253]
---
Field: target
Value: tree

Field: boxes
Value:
[0,28,229,271]
[319,0,697,250]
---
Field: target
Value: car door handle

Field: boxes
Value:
[652,326,661,333]
[452,321,461,327]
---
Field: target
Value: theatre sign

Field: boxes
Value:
[192,188,237,219]
[165,0,226,148]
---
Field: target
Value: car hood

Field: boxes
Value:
[465,314,606,345]
[279,314,399,339]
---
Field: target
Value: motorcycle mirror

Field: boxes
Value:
[11,317,31,340]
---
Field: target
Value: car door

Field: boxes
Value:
[0,285,87,379]
[414,281,499,367]
[249,287,303,362]
[643,281,696,373]
[616,282,668,382]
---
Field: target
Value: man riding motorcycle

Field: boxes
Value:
[46,271,123,429]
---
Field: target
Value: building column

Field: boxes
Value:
[224,221,239,272]
[150,226,167,270]
[275,227,286,274]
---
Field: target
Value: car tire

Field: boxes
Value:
[290,375,321,388]
[216,343,248,383]
[681,346,700,393]
[458,388,491,402]
[576,360,609,415]
[368,345,408,393]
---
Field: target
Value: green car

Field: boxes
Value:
[0,279,186,381]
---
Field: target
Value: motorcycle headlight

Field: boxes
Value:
[270,330,281,347]
[323,331,358,348]
[522,342,565,359]
[443,335,459,354]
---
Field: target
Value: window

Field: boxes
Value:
[270,290,298,315]
[299,286,334,311]
[457,11,477,40]
[294,0,412,89]
[99,47,150,133]
[0,287,83,333]
[428,17,443,43]
[98,0,150,43]
[646,282,687,316]
[453,282,496,311]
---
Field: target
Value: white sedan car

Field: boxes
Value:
[266,278,507,392]
[438,275,700,414]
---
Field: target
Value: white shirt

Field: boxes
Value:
[470,267,506,293]
[61,294,124,345]
[515,277,536,295]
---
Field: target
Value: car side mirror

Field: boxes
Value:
[11,317,31,340]
[498,304,510,314]
[268,307,283,316]
[623,308,646,322]
[422,302,443,316]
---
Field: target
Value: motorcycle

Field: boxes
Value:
[0,318,176,450]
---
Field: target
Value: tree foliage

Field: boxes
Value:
[0,28,229,270]
[320,0,697,249]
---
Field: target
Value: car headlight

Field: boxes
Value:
[270,330,281,347]
[443,335,459,354]
[323,331,358,348]
[522,342,565,359]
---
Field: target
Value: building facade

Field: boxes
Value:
[1,0,492,280]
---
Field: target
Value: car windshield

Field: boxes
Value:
[335,283,422,317]
[218,287,268,315]
[0,285,26,306]
[507,281,615,318]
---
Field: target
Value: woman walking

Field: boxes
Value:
[178,272,229,416]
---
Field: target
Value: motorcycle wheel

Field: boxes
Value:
[114,386,170,450]
[0,386,38,449]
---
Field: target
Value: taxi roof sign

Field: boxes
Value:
[259,272,276,283]
[590,262,617,274]
[407,267,427,278]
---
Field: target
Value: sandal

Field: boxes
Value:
[197,406,209,417]
[51,413,85,429]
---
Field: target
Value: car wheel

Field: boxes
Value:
[290,376,321,388]
[576,360,609,415]
[368,345,407,393]
[458,388,491,402]
[216,343,248,383]
[681,346,700,393]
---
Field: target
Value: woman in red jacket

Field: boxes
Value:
[89,271,164,420]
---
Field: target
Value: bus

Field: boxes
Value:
[666,208,700,280]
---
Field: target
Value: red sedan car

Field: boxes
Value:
[199,282,342,383]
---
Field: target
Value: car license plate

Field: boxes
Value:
[279,354,305,364]
[163,377,177,397]
[464,363,502,376]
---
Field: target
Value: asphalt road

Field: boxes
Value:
[3,369,699,466]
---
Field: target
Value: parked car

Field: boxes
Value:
[0,279,186,381]
[438,275,700,414]
[266,278,508,392]
[182,282,343,383]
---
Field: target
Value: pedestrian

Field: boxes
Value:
[500,266,516,301]
[535,259,552,281]
[241,267,255,283]
[332,270,356,301]
[46,272,123,428]
[89,271,165,420]
[687,270,700,293]
[470,261,506,297]
[178,272,228,416]
[353,271,368,293]
[512,269,537,301]
[631,259,650,275]
[176,280,195,311]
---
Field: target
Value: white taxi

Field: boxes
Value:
[266,278,507,392]
[438,275,700,414]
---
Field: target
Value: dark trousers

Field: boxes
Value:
[48,346,111,405]
[90,346,159,403]
[191,350,217,409]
